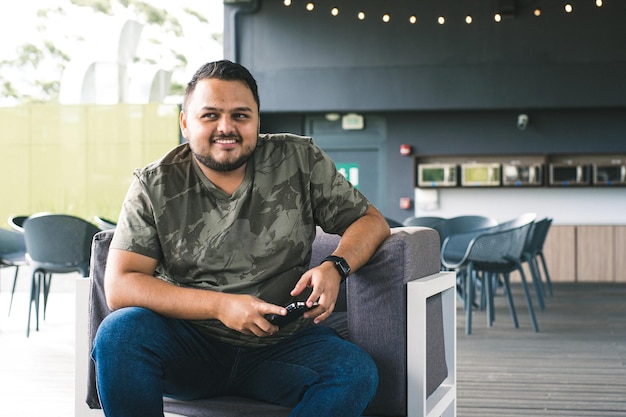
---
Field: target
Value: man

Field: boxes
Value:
[92,60,390,417]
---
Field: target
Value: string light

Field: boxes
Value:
[283,1,605,25]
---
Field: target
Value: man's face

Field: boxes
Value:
[180,78,259,173]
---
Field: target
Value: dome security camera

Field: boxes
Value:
[517,114,529,130]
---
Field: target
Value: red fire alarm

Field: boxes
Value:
[399,197,412,210]
[400,144,412,156]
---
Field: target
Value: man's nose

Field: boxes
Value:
[217,116,235,134]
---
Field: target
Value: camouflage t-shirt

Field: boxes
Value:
[111,133,370,347]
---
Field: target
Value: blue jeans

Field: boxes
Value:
[92,307,378,417]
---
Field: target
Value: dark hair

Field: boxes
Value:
[182,60,260,112]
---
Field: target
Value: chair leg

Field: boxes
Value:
[455,269,467,307]
[538,252,554,296]
[483,272,494,327]
[486,272,498,326]
[465,263,475,335]
[8,266,19,316]
[26,272,38,337]
[43,273,52,320]
[502,273,519,328]
[517,265,539,332]
[528,256,545,311]
[474,271,488,311]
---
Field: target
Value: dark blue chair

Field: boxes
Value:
[441,213,538,334]
[0,227,27,315]
[23,213,100,336]
[402,216,445,228]
[522,217,554,311]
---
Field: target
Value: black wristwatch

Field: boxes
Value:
[321,255,351,280]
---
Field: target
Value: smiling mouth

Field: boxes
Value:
[212,136,240,145]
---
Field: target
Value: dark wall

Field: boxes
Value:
[227,0,626,221]
[230,0,626,111]
[261,109,626,221]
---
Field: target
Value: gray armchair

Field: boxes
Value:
[75,227,456,417]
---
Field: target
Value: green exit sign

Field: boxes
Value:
[336,163,359,188]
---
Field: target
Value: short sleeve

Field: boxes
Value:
[110,172,163,260]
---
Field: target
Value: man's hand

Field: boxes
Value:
[216,293,288,337]
[290,262,342,325]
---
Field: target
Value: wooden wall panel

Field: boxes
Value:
[614,226,626,283]
[543,225,576,282]
[577,226,614,282]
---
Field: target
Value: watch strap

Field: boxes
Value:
[321,255,351,280]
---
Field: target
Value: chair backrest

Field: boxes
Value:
[402,215,445,228]
[466,213,537,264]
[434,214,498,244]
[492,212,537,232]
[384,217,403,228]
[528,217,553,253]
[8,215,28,233]
[94,216,117,230]
[23,213,100,276]
[0,227,26,257]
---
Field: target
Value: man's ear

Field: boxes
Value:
[180,110,188,137]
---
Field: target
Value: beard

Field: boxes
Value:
[192,134,255,173]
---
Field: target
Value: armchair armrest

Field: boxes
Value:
[342,227,454,417]
[408,272,457,417]
[75,277,101,417]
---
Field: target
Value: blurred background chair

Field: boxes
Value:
[522,217,554,309]
[0,227,27,315]
[434,215,498,302]
[402,215,445,228]
[433,215,498,248]
[8,215,29,233]
[94,216,117,230]
[441,213,538,334]
[23,213,100,336]
[384,217,403,228]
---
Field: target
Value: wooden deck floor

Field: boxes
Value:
[457,282,626,417]
[1,268,625,416]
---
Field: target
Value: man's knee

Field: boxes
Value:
[93,307,159,358]
[343,347,379,398]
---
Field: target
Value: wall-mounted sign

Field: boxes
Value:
[341,113,364,130]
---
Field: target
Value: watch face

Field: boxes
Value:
[336,258,350,277]
[322,256,350,278]
[335,258,350,278]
